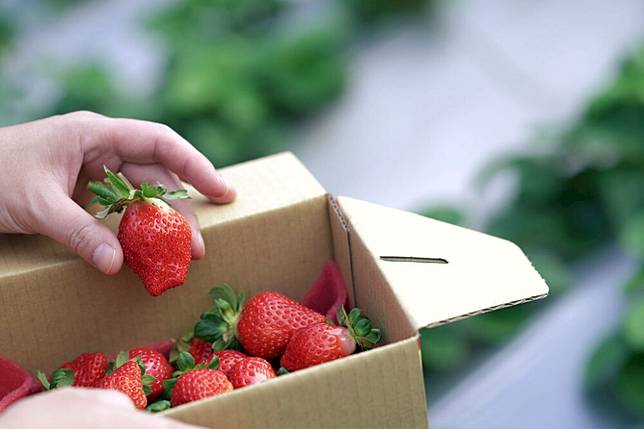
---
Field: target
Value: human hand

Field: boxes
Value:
[0,387,206,429]
[0,111,236,274]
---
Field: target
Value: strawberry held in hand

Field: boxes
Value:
[194,285,326,359]
[88,166,192,296]
[280,307,381,372]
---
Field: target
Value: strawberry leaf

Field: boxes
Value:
[104,166,131,199]
[115,351,129,369]
[336,307,348,325]
[342,307,382,351]
[162,377,178,400]
[146,400,171,413]
[206,355,220,370]
[142,374,156,385]
[87,181,118,202]
[177,351,195,372]
[277,367,289,376]
[165,189,190,200]
[36,371,51,390]
[141,182,158,198]
[40,368,75,389]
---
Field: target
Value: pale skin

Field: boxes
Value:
[0,111,237,427]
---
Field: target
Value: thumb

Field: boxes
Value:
[34,195,123,274]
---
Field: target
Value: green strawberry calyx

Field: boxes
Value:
[193,284,245,351]
[87,165,190,219]
[108,351,157,397]
[161,351,220,400]
[336,307,382,350]
[36,368,74,390]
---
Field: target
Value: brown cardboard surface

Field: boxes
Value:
[0,152,546,429]
[167,337,428,429]
[337,196,549,330]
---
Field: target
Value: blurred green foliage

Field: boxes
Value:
[9,0,432,167]
[421,45,644,420]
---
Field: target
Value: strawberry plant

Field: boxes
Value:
[421,44,644,421]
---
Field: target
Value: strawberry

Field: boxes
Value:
[165,352,232,407]
[171,369,232,407]
[194,285,326,359]
[188,338,214,364]
[185,338,246,375]
[97,356,151,409]
[88,166,191,296]
[214,350,247,377]
[129,348,173,402]
[280,307,381,372]
[61,351,108,387]
[228,357,275,389]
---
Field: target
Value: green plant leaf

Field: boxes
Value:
[420,326,469,372]
[104,166,131,198]
[165,189,190,200]
[206,355,220,370]
[49,368,74,389]
[176,351,195,372]
[114,351,129,369]
[146,400,171,413]
[621,212,644,258]
[420,206,464,226]
[623,299,644,350]
[585,333,628,388]
[36,371,51,390]
[616,354,644,417]
[625,267,644,296]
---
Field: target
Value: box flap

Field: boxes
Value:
[337,196,549,330]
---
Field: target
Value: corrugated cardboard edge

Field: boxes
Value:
[327,196,356,306]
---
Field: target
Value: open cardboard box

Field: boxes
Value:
[0,152,548,428]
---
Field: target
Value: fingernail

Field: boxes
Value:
[93,243,116,274]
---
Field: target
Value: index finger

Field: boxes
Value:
[88,117,236,204]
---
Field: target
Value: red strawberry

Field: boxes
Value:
[97,360,148,409]
[214,350,247,377]
[60,352,108,387]
[188,338,214,364]
[280,308,381,371]
[129,348,173,402]
[228,357,275,389]
[237,291,326,359]
[171,369,232,407]
[194,285,326,359]
[88,166,192,296]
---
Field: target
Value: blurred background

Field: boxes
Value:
[2,0,644,427]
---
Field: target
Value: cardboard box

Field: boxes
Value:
[0,152,548,428]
